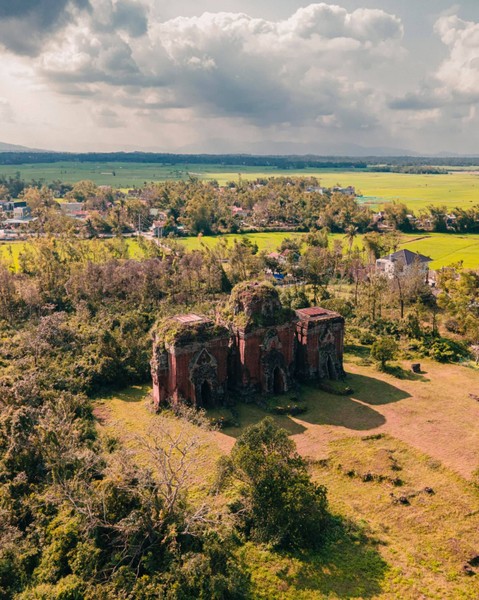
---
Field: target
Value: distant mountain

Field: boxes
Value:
[177,139,420,157]
[0,141,48,152]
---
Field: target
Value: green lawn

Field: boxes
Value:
[177,231,479,270]
[178,231,305,252]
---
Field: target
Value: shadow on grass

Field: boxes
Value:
[223,372,413,436]
[98,384,151,404]
[344,373,411,405]
[300,393,387,430]
[279,516,388,598]
[345,344,371,360]
[382,365,430,382]
[223,403,308,438]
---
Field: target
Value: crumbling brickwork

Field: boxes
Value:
[151,282,344,409]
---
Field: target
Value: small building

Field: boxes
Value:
[376,249,432,279]
[13,206,31,220]
[151,281,345,409]
[333,186,356,196]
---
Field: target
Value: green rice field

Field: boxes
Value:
[2,161,479,211]
[2,231,479,270]
[177,232,479,270]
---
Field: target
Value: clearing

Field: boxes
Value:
[95,357,479,599]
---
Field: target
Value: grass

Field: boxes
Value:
[317,171,479,212]
[95,357,479,598]
[178,231,305,252]
[0,162,354,188]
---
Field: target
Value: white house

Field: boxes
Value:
[376,249,432,280]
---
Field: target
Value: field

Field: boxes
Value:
[3,231,479,270]
[2,161,479,211]
[177,231,479,270]
[95,355,479,599]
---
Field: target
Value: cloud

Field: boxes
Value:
[0,0,91,55]
[32,2,405,132]
[388,93,441,111]
[92,106,122,128]
[434,14,479,102]
[389,13,479,117]
[111,0,148,37]
[0,97,15,123]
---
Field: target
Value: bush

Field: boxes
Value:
[429,338,469,363]
[444,318,461,334]
[225,418,328,549]
[320,298,355,318]
[370,337,399,370]
[359,331,376,345]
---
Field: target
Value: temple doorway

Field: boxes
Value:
[273,367,285,394]
[199,380,212,407]
[326,355,337,380]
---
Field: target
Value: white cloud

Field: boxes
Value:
[31,2,405,136]
[434,14,479,101]
[6,1,479,154]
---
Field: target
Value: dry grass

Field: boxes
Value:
[95,360,479,598]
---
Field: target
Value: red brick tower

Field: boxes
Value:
[151,314,229,410]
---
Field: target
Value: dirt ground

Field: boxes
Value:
[215,359,479,479]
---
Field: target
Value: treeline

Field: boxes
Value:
[370,166,447,174]
[4,176,479,238]
[1,151,479,168]
[0,152,367,169]
[0,172,72,199]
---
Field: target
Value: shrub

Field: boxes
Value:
[429,338,469,363]
[444,318,461,334]
[320,298,355,318]
[359,331,376,345]
[370,337,399,370]
[225,418,328,549]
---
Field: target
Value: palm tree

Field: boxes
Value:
[345,225,358,257]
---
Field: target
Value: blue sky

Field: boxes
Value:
[0,1,478,154]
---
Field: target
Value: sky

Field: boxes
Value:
[0,0,478,154]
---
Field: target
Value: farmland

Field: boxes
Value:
[2,161,479,211]
[3,231,479,270]
[96,356,479,599]
[177,231,479,270]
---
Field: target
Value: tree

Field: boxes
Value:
[344,225,358,256]
[223,418,328,549]
[370,337,398,370]
[383,202,414,232]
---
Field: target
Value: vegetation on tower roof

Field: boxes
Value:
[224,280,296,330]
[153,317,229,349]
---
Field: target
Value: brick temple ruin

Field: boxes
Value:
[151,281,344,409]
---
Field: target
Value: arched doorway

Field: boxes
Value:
[326,355,337,380]
[273,367,285,394]
[199,380,212,407]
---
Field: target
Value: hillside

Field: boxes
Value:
[0,140,47,152]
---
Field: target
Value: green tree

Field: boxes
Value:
[224,418,328,549]
[370,337,398,370]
